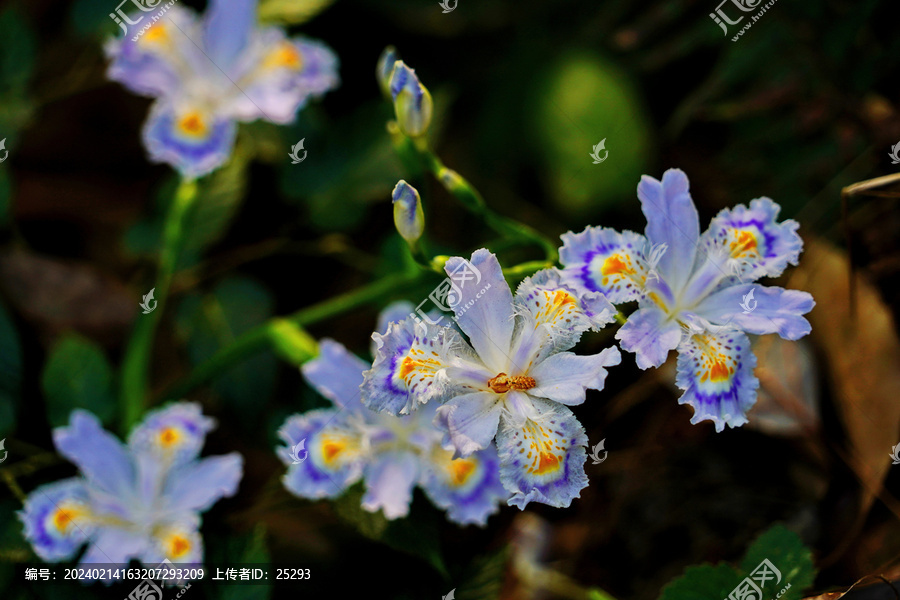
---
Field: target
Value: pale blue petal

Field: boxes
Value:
[496,398,588,509]
[203,0,256,70]
[615,307,681,369]
[637,169,700,292]
[53,411,135,498]
[444,249,515,372]
[301,339,368,411]
[675,329,759,432]
[78,527,149,569]
[434,391,503,457]
[420,444,507,526]
[142,100,237,178]
[361,451,419,519]
[694,284,815,340]
[528,346,621,405]
[19,479,94,561]
[162,453,243,513]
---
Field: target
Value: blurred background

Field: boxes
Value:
[1,0,900,598]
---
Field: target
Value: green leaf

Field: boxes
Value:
[739,525,816,600]
[0,7,36,140]
[40,334,116,428]
[529,51,652,219]
[659,564,744,600]
[174,277,277,418]
[215,525,272,600]
[0,300,21,435]
[258,0,335,25]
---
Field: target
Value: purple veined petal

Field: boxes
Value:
[226,32,340,124]
[141,100,237,178]
[559,227,658,305]
[420,444,508,527]
[279,410,366,499]
[128,402,216,467]
[161,453,243,514]
[301,339,368,411]
[19,479,95,562]
[703,197,804,281]
[362,318,461,415]
[496,398,589,509]
[361,451,420,520]
[693,283,815,340]
[444,249,515,373]
[528,346,622,405]
[104,5,200,98]
[675,328,759,432]
[615,307,682,370]
[202,0,256,71]
[637,169,701,293]
[434,391,503,457]
[53,411,135,499]
[78,527,150,571]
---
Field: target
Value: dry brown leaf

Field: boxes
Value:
[787,237,900,517]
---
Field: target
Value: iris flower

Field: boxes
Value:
[559,169,815,431]
[106,0,339,177]
[278,303,507,526]
[363,251,621,508]
[19,403,242,575]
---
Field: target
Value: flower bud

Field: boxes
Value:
[392,180,425,246]
[376,46,400,99]
[389,61,433,138]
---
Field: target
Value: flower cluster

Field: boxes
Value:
[363,252,622,508]
[278,303,508,525]
[106,0,339,177]
[19,403,242,575]
[558,169,815,431]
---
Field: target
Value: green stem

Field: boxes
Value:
[120,179,198,433]
[402,137,558,263]
[157,270,424,401]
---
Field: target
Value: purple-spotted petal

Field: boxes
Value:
[420,444,507,526]
[53,411,135,498]
[559,227,651,303]
[637,169,700,292]
[301,339,368,411]
[496,398,588,509]
[279,410,365,499]
[444,249,515,372]
[675,329,759,432]
[162,453,243,513]
[615,307,681,369]
[528,346,621,405]
[435,391,503,457]
[361,451,419,519]
[362,318,459,415]
[19,479,94,561]
[694,284,815,340]
[142,100,237,178]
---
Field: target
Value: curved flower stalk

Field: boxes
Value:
[106,0,339,177]
[559,168,815,432]
[363,250,621,508]
[19,403,242,577]
[278,304,507,526]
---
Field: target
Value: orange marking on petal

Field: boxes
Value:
[52,508,80,533]
[449,459,477,485]
[601,254,633,276]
